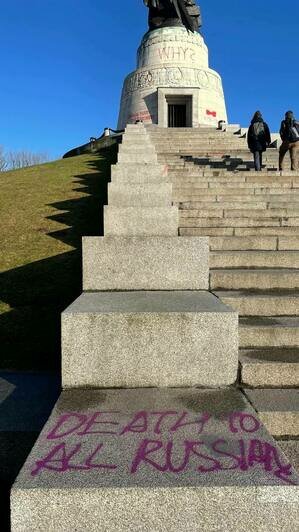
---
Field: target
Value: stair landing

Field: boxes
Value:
[11,388,299,531]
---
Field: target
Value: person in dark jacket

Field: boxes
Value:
[247,111,271,171]
[279,111,299,171]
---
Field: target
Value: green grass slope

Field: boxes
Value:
[0,147,117,371]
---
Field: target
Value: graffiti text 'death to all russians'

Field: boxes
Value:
[30,410,297,485]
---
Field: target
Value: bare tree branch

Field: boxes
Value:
[0,146,50,172]
[0,146,8,171]
[6,150,49,170]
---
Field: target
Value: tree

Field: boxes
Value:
[0,146,8,171]
[0,147,50,172]
[6,150,49,170]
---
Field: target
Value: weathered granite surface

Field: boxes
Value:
[104,206,179,236]
[118,27,227,128]
[61,291,238,388]
[108,182,172,207]
[82,236,209,290]
[11,388,299,531]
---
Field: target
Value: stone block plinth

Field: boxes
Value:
[111,163,168,184]
[108,183,172,207]
[11,388,299,532]
[104,206,179,236]
[82,237,209,291]
[117,152,158,164]
[61,291,238,388]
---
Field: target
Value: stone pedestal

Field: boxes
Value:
[61,291,237,388]
[117,27,227,129]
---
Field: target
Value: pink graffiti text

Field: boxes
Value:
[30,437,296,486]
[45,411,260,441]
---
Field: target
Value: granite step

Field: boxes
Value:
[111,162,167,179]
[210,251,299,269]
[239,317,299,348]
[177,192,299,202]
[11,388,299,532]
[118,152,158,164]
[240,348,299,387]
[157,154,254,160]
[108,182,173,207]
[217,195,299,203]
[121,138,151,145]
[119,145,157,155]
[82,237,209,291]
[111,165,169,185]
[157,149,249,155]
[174,187,299,197]
[121,136,153,144]
[278,440,299,472]
[211,183,294,190]
[156,147,250,153]
[180,227,235,237]
[151,138,221,142]
[169,170,288,177]
[278,236,299,249]
[178,207,298,221]
[177,196,299,206]
[234,227,299,237]
[210,269,299,290]
[61,291,238,389]
[169,176,246,186]
[167,163,288,170]
[209,236,278,251]
[179,207,225,218]
[178,201,268,210]
[155,139,248,144]
[245,388,299,437]
[213,291,299,316]
[173,182,294,191]
[179,217,282,228]
[104,206,179,237]
[171,179,298,188]
[180,228,299,238]
[223,209,299,218]
[180,227,299,239]
[151,134,245,139]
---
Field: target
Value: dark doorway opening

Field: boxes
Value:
[168,104,187,128]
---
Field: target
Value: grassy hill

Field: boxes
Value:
[0,147,117,372]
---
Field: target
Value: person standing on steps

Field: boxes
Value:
[247,111,271,172]
[279,111,299,172]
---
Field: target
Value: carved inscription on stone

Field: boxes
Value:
[123,67,223,95]
[140,26,204,47]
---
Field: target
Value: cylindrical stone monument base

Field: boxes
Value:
[118,27,227,129]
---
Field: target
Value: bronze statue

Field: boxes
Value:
[144,0,202,33]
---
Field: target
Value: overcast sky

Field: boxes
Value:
[0,0,298,159]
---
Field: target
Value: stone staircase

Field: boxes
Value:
[11,124,299,531]
[149,126,299,442]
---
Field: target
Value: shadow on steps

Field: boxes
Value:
[182,155,279,172]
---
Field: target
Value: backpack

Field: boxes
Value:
[287,122,299,142]
[253,122,265,138]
